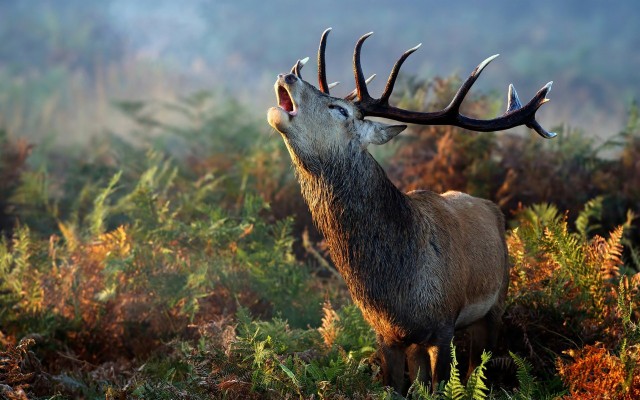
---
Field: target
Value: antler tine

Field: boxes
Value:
[318,28,332,94]
[525,81,556,138]
[345,74,376,101]
[353,32,374,102]
[380,43,422,105]
[290,60,301,77]
[502,81,555,138]
[506,84,522,113]
[290,57,309,78]
[445,54,499,114]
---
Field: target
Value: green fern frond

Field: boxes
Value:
[617,279,640,344]
[575,196,603,239]
[523,203,562,233]
[544,220,585,272]
[510,351,535,399]
[465,351,491,400]
[278,359,301,391]
[0,226,31,296]
[622,211,640,271]
[88,170,122,236]
[303,361,324,382]
[515,203,564,256]
[406,371,435,400]
[443,343,465,400]
[8,169,51,210]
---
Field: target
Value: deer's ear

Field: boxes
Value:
[360,121,407,146]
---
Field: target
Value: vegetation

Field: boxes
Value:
[2,4,639,399]
[1,61,640,399]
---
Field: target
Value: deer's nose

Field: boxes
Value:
[278,73,298,85]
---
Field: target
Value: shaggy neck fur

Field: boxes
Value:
[288,139,419,309]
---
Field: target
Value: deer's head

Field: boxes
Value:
[268,28,556,173]
[267,71,406,165]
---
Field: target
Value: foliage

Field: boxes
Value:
[404,343,496,400]
[556,343,640,400]
[505,201,640,398]
[501,351,562,400]
[0,125,326,397]
[107,303,382,399]
[440,344,490,400]
[0,338,36,399]
[0,129,33,232]
[1,76,640,398]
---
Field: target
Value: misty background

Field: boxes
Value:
[1,0,638,145]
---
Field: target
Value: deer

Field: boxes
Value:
[267,28,555,394]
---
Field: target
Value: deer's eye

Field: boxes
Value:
[329,104,349,118]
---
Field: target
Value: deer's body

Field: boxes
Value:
[287,112,508,390]
[297,143,508,338]
[267,29,553,393]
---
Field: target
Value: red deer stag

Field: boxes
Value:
[267,28,555,393]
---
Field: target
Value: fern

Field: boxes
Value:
[333,304,377,358]
[406,373,435,400]
[8,168,57,233]
[590,225,625,280]
[543,218,585,274]
[0,226,44,314]
[621,210,640,272]
[465,351,491,400]
[617,278,640,345]
[516,203,562,243]
[88,170,121,236]
[509,351,535,399]
[278,358,302,397]
[0,338,37,397]
[575,196,603,239]
[443,343,465,400]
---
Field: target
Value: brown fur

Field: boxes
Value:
[268,73,509,393]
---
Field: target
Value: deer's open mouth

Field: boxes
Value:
[277,85,297,116]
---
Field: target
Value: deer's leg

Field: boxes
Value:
[406,344,428,386]
[377,336,407,394]
[467,307,503,379]
[486,306,503,351]
[428,327,454,391]
[466,317,489,379]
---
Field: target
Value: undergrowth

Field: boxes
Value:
[1,84,639,398]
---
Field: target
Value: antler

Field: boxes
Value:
[317,28,331,93]
[290,56,309,79]
[292,28,340,93]
[351,32,556,138]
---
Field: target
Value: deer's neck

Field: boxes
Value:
[293,143,416,282]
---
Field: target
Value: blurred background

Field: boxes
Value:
[2,2,640,398]
[1,0,638,145]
